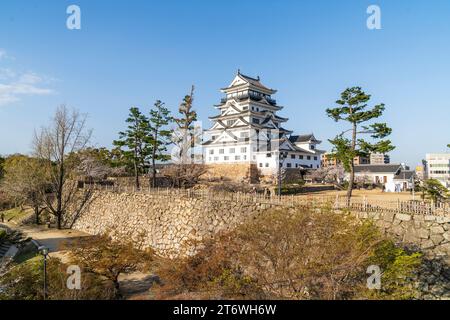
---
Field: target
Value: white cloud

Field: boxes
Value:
[0,71,55,106]
[0,49,7,60]
[0,49,55,106]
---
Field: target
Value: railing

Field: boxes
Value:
[85,185,450,216]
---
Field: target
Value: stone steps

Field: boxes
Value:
[0,242,11,258]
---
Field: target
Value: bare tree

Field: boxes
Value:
[310,165,345,186]
[1,155,48,224]
[33,105,93,229]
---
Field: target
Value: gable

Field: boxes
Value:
[215,131,238,143]
[222,103,242,116]
[229,75,248,88]
[279,140,297,151]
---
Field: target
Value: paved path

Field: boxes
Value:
[1,222,154,299]
[0,222,91,261]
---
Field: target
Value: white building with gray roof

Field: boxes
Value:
[203,71,325,176]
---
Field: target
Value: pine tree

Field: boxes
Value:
[148,100,173,187]
[113,107,150,189]
[326,87,395,203]
[173,86,198,164]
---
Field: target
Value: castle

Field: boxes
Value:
[202,71,324,182]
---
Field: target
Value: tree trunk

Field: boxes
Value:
[347,122,357,205]
[151,147,157,188]
[113,277,122,300]
[34,206,40,225]
[133,159,140,190]
[57,212,62,229]
[346,164,355,205]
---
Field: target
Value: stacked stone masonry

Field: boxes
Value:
[72,191,450,263]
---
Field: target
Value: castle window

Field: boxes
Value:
[224,156,229,161]
[241,147,247,153]
[252,118,260,124]
[227,120,236,126]
[235,156,240,161]
[243,106,248,111]
[311,145,315,150]
[307,156,311,160]
[291,154,295,159]
[287,163,292,168]
[259,163,263,168]
[314,156,318,161]
[214,157,219,161]
[299,155,304,160]
[219,149,224,154]
[209,150,214,155]
[229,148,235,154]
[265,163,269,167]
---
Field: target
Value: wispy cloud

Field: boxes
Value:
[0,48,13,61]
[0,50,55,106]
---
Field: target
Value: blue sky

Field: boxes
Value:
[0,0,449,166]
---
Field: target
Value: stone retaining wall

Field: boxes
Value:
[204,164,259,183]
[71,191,276,258]
[71,191,450,263]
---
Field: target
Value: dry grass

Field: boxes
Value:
[297,185,417,201]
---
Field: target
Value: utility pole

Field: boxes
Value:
[39,246,49,300]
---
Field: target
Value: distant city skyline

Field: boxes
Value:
[1,0,450,166]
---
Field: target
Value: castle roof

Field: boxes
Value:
[289,134,321,144]
[221,70,277,95]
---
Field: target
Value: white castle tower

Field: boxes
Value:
[203,71,324,180]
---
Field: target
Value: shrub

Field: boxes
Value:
[0,256,115,300]
[67,233,154,299]
[155,207,422,300]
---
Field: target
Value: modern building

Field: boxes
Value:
[415,161,427,181]
[425,153,450,188]
[370,153,390,165]
[203,71,325,178]
[352,164,414,192]
[321,153,369,168]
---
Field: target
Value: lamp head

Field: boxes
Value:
[38,246,49,256]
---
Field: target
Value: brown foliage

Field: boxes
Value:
[67,233,154,299]
[0,257,115,300]
[155,207,420,300]
[161,164,207,188]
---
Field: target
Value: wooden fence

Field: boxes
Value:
[87,185,450,216]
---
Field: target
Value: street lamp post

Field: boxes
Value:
[39,246,49,300]
[278,151,288,197]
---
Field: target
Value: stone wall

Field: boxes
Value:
[71,191,276,258]
[70,190,449,299]
[71,191,450,262]
[204,164,259,183]
[358,211,450,263]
